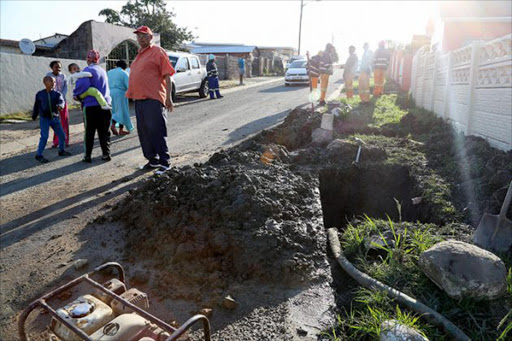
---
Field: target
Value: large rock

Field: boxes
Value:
[311,128,333,145]
[418,240,507,300]
[380,320,429,341]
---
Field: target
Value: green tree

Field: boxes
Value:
[99,0,194,50]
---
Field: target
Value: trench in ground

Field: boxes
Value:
[319,164,431,230]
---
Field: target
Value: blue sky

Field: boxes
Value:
[1,1,439,60]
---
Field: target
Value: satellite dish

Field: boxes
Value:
[19,39,36,55]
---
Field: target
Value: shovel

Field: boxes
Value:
[354,137,365,163]
[473,180,512,253]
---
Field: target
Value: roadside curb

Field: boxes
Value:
[0,77,284,159]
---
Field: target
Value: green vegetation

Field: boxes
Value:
[324,217,512,340]
[322,79,512,341]
[99,0,194,50]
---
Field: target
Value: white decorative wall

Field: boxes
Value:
[411,34,512,151]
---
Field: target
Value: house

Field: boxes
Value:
[185,42,292,77]
[33,33,68,48]
[257,46,297,59]
[187,43,260,59]
[39,20,162,70]
[435,1,512,51]
[0,39,52,55]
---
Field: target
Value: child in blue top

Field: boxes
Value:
[32,76,72,163]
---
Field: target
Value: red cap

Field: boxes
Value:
[134,26,153,35]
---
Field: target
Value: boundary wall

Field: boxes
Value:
[410,34,512,151]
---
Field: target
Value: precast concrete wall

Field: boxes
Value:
[411,34,512,151]
[0,53,88,115]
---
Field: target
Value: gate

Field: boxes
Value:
[105,40,138,70]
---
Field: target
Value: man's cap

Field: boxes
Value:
[134,26,153,35]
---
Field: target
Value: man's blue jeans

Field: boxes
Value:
[37,116,65,156]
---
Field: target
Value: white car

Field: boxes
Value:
[285,55,305,69]
[284,59,309,86]
[167,52,209,101]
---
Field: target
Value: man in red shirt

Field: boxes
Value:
[126,26,175,175]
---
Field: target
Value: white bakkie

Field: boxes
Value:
[167,52,209,101]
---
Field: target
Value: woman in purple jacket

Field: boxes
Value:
[74,50,112,163]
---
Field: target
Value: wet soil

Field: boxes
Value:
[9,93,511,340]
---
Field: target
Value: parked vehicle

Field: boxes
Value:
[167,52,209,101]
[284,59,309,86]
[285,55,305,69]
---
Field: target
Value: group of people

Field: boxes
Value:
[342,41,391,103]
[306,41,390,106]
[32,25,175,175]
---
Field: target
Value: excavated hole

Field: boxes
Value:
[320,164,431,229]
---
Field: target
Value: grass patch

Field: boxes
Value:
[370,95,408,127]
[0,111,32,122]
[336,92,409,134]
[324,217,512,340]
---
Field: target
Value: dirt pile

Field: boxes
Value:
[262,108,321,150]
[109,138,328,304]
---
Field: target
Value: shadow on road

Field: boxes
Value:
[0,140,140,198]
[259,84,307,93]
[222,106,309,147]
[0,170,143,247]
[0,134,139,178]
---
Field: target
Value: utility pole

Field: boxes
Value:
[298,0,303,55]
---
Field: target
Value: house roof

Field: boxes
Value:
[0,39,52,50]
[257,46,296,50]
[34,33,69,42]
[190,46,258,54]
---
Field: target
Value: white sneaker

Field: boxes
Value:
[102,104,112,110]
[155,165,170,175]
[139,162,160,170]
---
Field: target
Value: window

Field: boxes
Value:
[289,60,307,68]
[169,56,179,68]
[175,57,189,71]
[190,57,200,69]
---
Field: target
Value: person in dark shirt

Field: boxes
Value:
[319,43,335,106]
[32,76,72,163]
[206,54,223,100]
[343,46,358,99]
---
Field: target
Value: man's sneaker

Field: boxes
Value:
[58,150,72,156]
[35,155,49,163]
[155,165,170,175]
[139,162,160,170]
[111,123,119,136]
[82,156,92,163]
[102,154,111,161]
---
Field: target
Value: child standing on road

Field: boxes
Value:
[33,76,72,163]
[67,63,112,111]
[47,61,69,147]
[206,54,223,100]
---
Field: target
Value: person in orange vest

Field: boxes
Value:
[358,42,373,103]
[373,40,391,96]
[309,51,322,91]
[319,43,335,106]
[343,45,358,99]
